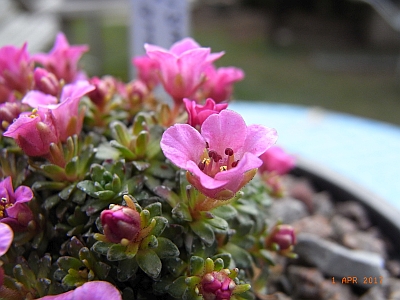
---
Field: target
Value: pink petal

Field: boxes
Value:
[22,90,58,107]
[186,160,228,190]
[241,124,278,157]
[169,37,201,55]
[201,110,247,154]
[0,223,13,256]
[14,185,33,203]
[37,281,122,300]
[160,124,205,169]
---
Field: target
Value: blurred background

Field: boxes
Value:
[1,0,400,125]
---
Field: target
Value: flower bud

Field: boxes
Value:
[265,224,296,252]
[199,270,236,300]
[100,205,141,244]
[259,146,296,175]
[33,68,61,96]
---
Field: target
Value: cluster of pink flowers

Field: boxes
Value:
[135,38,244,106]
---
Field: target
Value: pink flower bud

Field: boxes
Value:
[259,146,296,175]
[33,68,61,96]
[87,76,116,108]
[100,205,141,244]
[199,270,236,300]
[265,224,296,252]
[183,98,228,131]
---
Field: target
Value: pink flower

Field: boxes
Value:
[265,224,296,252]
[132,55,160,89]
[259,146,296,175]
[183,98,228,130]
[160,110,277,200]
[0,177,33,232]
[199,270,236,300]
[37,281,122,300]
[33,32,88,83]
[22,80,95,141]
[100,205,141,244]
[201,65,245,103]
[144,37,224,105]
[3,108,59,157]
[0,223,13,257]
[0,43,33,96]
[0,223,13,287]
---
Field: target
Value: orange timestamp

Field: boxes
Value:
[331,276,384,285]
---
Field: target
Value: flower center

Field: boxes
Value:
[0,197,12,218]
[198,146,240,177]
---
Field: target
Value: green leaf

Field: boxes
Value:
[117,258,138,282]
[62,273,86,288]
[149,216,168,237]
[59,184,76,200]
[153,185,180,208]
[43,194,61,210]
[136,249,162,278]
[92,241,113,256]
[57,256,84,271]
[77,180,99,198]
[154,237,179,258]
[96,190,115,201]
[164,257,187,277]
[171,202,192,222]
[189,256,204,276]
[166,276,187,299]
[110,140,136,160]
[65,157,78,178]
[145,202,162,218]
[32,181,66,191]
[223,243,253,269]
[211,253,232,270]
[190,221,215,246]
[107,244,128,261]
[205,215,228,230]
[212,204,238,220]
[93,262,111,280]
[146,161,175,179]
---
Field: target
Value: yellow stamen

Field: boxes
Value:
[220,165,228,171]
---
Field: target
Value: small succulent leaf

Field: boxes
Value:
[37,253,52,279]
[164,257,187,277]
[212,204,238,220]
[190,221,215,246]
[189,256,204,276]
[144,202,162,218]
[93,262,111,280]
[43,194,61,210]
[107,243,128,261]
[204,215,229,230]
[90,164,105,182]
[211,253,232,270]
[77,180,100,198]
[92,241,113,256]
[117,258,139,282]
[82,198,116,215]
[171,202,192,222]
[62,273,86,288]
[111,174,122,193]
[135,131,149,157]
[110,140,136,160]
[259,249,276,265]
[136,249,162,278]
[154,237,180,258]
[59,184,76,200]
[57,256,85,271]
[96,190,116,201]
[13,264,33,289]
[224,243,254,269]
[68,236,85,258]
[71,188,87,205]
[149,216,168,237]
[146,161,175,179]
[41,164,66,179]
[236,203,259,216]
[32,181,66,191]
[166,276,187,299]
[65,157,78,177]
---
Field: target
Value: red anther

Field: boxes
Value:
[224,148,234,156]
[231,160,239,168]
[198,161,206,170]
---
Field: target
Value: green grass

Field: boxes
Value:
[68,13,400,126]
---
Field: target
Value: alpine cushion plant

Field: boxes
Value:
[0,33,298,300]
